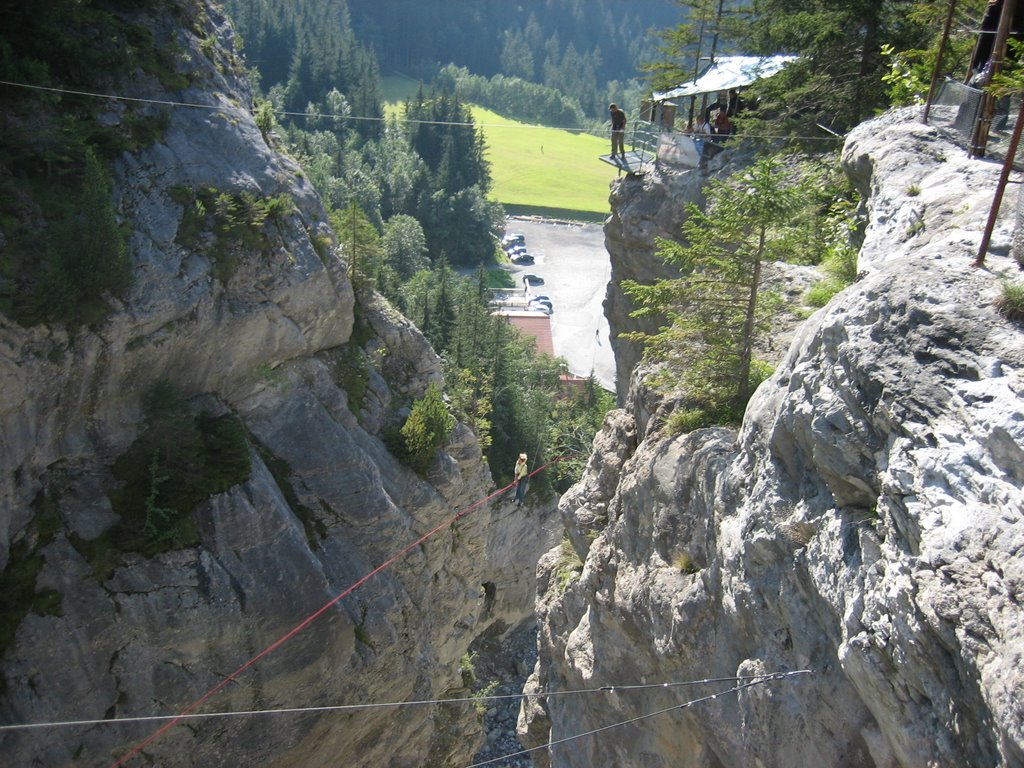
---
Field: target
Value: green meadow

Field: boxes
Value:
[472,107,619,221]
[382,75,620,222]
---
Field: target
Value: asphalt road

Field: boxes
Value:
[503,219,615,391]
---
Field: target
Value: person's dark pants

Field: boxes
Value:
[611,130,625,156]
[515,480,526,503]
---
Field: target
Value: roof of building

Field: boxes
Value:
[494,310,554,357]
[653,55,798,101]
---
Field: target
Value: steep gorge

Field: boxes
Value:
[3,2,1024,766]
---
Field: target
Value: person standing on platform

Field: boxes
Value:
[609,103,627,158]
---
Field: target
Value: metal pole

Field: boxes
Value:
[975,96,1024,267]
[970,0,1017,157]
[923,0,958,124]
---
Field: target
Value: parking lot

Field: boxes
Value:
[502,219,615,391]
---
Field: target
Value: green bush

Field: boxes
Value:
[392,383,455,474]
[805,278,844,308]
[333,343,370,416]
[107,381,252,557]
[665,362,771,435]
[672,551,700,575]
[459,652,478,687]
[1,147,131,327]
[172,186,295,282]
[748,359,775,392]
[555,536,584,593]
[255,100,276,140]
[667,408,716,434]
[0,495,63,667]
[995,280,1024,322]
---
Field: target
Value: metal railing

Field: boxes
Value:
[926,77,1020,162]
[626,123,659,161]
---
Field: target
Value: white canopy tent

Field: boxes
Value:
[652,55,798,101]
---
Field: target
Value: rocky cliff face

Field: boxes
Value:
[524,108,1024,767]
[0,3,557,766]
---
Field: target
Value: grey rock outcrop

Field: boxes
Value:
[0,3,557,766]
[524,108,1024,766]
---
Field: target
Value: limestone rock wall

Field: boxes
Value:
[0,3,557,765]
[525,109,1024,767]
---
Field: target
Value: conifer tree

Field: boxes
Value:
[331,201,381,290]
[76,147,130,304]
[399,382,455,474]
[729,0,932,134]
[622,156,802,421]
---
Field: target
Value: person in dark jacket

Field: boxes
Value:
[609,103,627,158]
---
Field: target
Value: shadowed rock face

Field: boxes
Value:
[0,3,559,765]
[524,108,1024,767]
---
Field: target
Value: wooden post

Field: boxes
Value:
[975,96,1024,267]
[922,0,958,125]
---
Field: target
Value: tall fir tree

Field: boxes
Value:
[623,156,803,420]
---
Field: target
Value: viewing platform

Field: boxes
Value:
[598,149,649,175]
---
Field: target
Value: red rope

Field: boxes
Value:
[109,457,564,766]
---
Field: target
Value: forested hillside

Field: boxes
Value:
[349,0,678,81]
[352,0,679,115]
[226,0,679,120]
[222,0,383,122]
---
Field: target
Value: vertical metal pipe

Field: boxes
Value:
[923,0,958,124]
[975,97,1024,267]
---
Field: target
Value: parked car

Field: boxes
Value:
[522,273,544,285]
[506,243,527,255]
[512,254,535,265]
[528,294,551,303]
[502,233,525,247]
[527,301,553,314]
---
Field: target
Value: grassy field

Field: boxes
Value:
[381,75,619,222]
[472,107,619,222]
[380,72,422,105]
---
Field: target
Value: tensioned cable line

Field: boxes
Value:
[465,670,813,768]
[0,674,791,733]
[0,78,845,142]
[0,78,570,129]
[106,456,567,768]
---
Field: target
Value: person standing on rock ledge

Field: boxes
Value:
[513,453,529,504]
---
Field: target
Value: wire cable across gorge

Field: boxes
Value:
[103,456,567,767]
[466,670,813,768]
